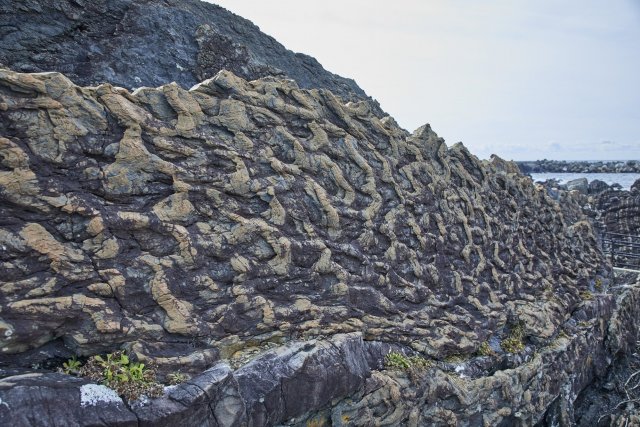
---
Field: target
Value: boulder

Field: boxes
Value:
[566,178,589,194]
[588,179,611,195]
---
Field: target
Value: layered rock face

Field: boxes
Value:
[0,0,371,106]
[596,182,640,237]
[0,68,609,367]
[536,178,640,237]
[0,67,628,425]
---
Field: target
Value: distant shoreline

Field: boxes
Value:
[517,160,640,174]
[529,172,640,191]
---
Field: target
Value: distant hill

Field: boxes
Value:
[0,0,378,109]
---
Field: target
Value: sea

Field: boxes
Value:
[529,173,640,191]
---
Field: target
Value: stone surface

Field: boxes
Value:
[0,68,611,371]
[2,280,640,426]
[235,333,370,425]
[0,1,635,424]
[566,178,588,194]
[0,333,376,426]
[290,277,640,426]
[589,179,611,195]
[0,0,375,109]
[0,66,628,425]
[596,188,640,237]
[0,372,138,426]
[534,177,637,234]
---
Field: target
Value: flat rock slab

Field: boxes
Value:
[0,333,371,427]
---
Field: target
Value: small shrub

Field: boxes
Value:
[166,372,189,385]
[79,351,163,401]
[594,278,603,291]
[444,354,465,364]
[580,291,593,300]
[384,351,431,371]
[477,341,495,357]
[501,323,525,354]
[62,356,82,375]
[306,417,327,427]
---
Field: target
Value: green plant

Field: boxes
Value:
[444,354,465,364]
[580,291,593,300]
[384,351,431,371]
[62,356,82,375]
[477,341,495,357]
[501,323,525,354]
[79,351,163,401]
[594,278,603,291]
[306,416,327,427]
[166,371,189,385]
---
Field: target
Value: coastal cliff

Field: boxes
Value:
[0,67,630,426]
[0,0,638,425]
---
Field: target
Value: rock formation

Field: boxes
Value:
[0,66,630,426]
[0,67,610,363]
[595,181,640,237]
[536,177,640,264]
[0,0,638,425]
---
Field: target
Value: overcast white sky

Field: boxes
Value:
[209,1,640,161]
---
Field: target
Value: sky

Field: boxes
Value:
[208,1,640,161]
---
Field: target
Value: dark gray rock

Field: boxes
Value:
[0,334,377,426]
[0,372,137,427]
[567,178,589,194]
[132,364,245,427]
[0,0,376,109]
[588,179,611,195]
[597,189,640,237]
[235,333,370,426]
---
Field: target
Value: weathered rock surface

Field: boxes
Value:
[0,68,610,364]
[0,0,374,108]
[0,66,625,426]
[595,183,640,237]
[314,279,640,427]
[566,178,589,194]
[536,178,640,237]
[0,333,392,426]
[4,280,640,427]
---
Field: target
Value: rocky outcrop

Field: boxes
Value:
[3,274,640,427]
[536,178,640,236]
[0,66,622,425]
[0,0,374,108]
[0,68,610,365]
[596,181,640,237]
[518,160,640,174]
